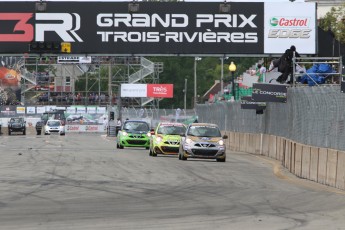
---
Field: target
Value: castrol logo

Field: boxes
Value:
[270,17,309,27]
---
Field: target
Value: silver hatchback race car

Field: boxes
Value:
[179,123,228,162]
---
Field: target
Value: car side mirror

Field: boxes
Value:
[222,135,228,139]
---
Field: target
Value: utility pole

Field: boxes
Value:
[184,78,187,111]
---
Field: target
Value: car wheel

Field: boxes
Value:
[149,149,152,156]
[119,144,124,149]
[179,145,187,161]
[23,130,26,135]
[216,157,226,162]
[145,147,149,150]
[152,150,157,157]
[8,131,11,135]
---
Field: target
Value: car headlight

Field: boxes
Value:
[156,136,163,143]
[122,131,128,136]
[147,132,152,137]
[218,140,224,146]
[186,138,192,144]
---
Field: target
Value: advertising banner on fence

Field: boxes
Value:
[0,2,315,55]
[121,84,174,98]
[65,125,104,133]
[252,83,288,103]
[240,96,266,110]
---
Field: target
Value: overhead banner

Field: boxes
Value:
[0,2,316,55]
[252,83,288,103]
[240,96,266,110]
[121,84,174,98]
[264,3,316,54]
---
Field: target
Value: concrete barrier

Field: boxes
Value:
[295,143,303,177]
[301,145,311,179]
[326,149,338,187]
[234,132,240,151]
[268,135,277,159]
[336,151,345,190]
[318,148,328,185]
[310,147,319,183]
[239,133,245,152]
[262,134,269,156]
[255,134,261,155]
[227,131,345,191]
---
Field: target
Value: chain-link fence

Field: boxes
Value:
[196,85,345,151]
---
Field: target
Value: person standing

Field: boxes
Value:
[116,118,122,135]
[276,45,300,84]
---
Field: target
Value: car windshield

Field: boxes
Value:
[187,126,221,137]
[47,121,61,126]
[11,118,22,122]
[157,125,186,135]
[123,121,149,132]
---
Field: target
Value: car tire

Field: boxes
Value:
[179,145,187,160]
[152,151,157,157]
[23,130,26,135]
[145,147,149,150]
[216,157,226,162]
[119,144,124,149]
[149,149,152,156]
[8,131,11,135]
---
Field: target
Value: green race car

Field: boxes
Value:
[149,122,186,157]
[116,120,151,149]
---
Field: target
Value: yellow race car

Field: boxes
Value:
[149,122,186,157]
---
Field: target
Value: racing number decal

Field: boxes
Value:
[0,13,34,42]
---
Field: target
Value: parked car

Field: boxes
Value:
[149,122,186,157]
[8,117,26,135]
[116,120,150,149]
[178,123,228,162]
[44,119,65,135]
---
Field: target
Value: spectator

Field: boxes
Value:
[116,118,122,135]
[276,45,300,84]
[256,64,267,82]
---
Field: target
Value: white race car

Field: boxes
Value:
[44,119,65,135]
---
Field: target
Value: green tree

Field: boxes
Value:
[319,3,345,44]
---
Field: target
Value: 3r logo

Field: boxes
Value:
[0,13,83,42]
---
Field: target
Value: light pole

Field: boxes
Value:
[229,61,237,101]
[183,78,187,111]
[194,57,201,107]
[220,57,224,95]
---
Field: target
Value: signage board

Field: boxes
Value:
[57,56,92,64]
[121,84,174,98]
[147,84,174,98]
[121,84,147,97]
[252,83,288,103]
[0,2,316,55]
[240,96,266,110]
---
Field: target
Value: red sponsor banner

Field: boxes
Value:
[147,84,173,98]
